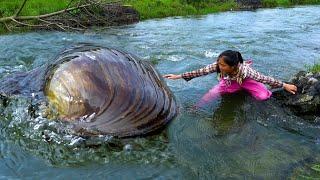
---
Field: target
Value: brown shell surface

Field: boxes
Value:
[44,47,177,137]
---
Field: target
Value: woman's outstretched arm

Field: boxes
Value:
[163,62,218,81]
[245,66,297,94]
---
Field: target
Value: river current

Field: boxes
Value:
[0,5,319,179]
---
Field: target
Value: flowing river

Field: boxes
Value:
[0,5,319,179]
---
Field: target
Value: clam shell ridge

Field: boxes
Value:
[44,46,177,137]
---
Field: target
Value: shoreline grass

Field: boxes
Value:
[1,0,319,19]
[123,0,237,20]
[124,0,320,20]
[0,0,72,17]
[0,0,319,33]
[262,0,320,7]
[308,62,320,73]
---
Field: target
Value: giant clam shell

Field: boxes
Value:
[1,44,177,137]
[44,45,177,137]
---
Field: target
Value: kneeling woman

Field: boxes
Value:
[163,50,297,107]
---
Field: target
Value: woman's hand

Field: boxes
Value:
[163,74,182,80]
[283,83,297,94]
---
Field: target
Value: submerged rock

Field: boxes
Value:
[273,71,320,122]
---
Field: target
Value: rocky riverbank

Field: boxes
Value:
[273,71,320,123]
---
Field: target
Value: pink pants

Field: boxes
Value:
[196,78,272,107]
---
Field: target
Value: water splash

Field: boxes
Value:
[204,50,219,58]
[0,96,176,167]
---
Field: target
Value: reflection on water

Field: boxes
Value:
[0,5,320,179]
[171,95,320,178]
[211,92,247,136]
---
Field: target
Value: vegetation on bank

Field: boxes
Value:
[308,62,320,73]
[0,0,71,17]
[123,0,237,19]
[262,0,320,7]
[0,0,320,33]
[0,0,117,34]
[0,0,237,22]
[123,0,320,19]
[0,0,73,33]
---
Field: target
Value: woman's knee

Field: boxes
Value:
[252,90,272,101]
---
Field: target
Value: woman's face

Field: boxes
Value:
[218,58,237,74]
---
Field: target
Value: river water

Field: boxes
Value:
[0,5,320,179]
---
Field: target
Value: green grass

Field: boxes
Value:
[0,0,72,17]
[0,0,320,33]
[0,0,114,33]
[0,0,74,34]
[197,1,237,14]
[123,0,196,19]
[123,0,237,20]
[125,0,319,19]
[308,62,320,73]
[1,0,319,20]
[262,0,320,7]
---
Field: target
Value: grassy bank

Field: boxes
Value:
[308,62,320,73]
[123,0,237,20]
[124,0,320,19]
[262,0,320,7]
[0,0,237,21]
[1,0,319,19]
[0,0,81,33]
[0,0,72,17]
[0,0,320,33]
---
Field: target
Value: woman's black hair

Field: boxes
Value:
[216,50,244,73]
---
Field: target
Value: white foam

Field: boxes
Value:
[167,55,183,62]
[204,50,219,58]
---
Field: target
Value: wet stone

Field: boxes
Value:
[273,71,320,122]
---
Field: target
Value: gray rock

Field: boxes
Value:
[273,71,320,122]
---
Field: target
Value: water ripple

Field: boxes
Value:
[0,5,320,179]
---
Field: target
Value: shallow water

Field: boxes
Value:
[0,5,320,179]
